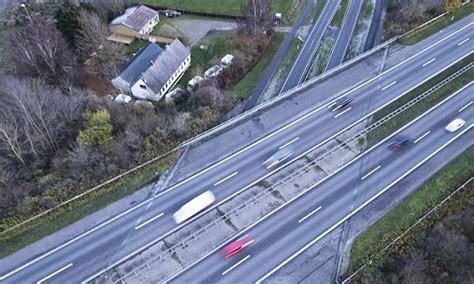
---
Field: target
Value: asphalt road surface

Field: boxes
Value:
[280,0,340,94]
[326,0,363,70]
[0,22,472,284]
[171,84,474,283]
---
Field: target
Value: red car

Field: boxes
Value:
[222,235,254,259]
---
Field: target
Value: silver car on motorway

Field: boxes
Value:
[263,146,294,169]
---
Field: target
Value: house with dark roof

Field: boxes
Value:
[108,5,159,44]
[112,39,191,101]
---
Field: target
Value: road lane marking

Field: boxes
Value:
[214,171,239,186]
[458,101,473,112]
[162,84,472,284]
[334,107,352,118]
[422,58,436,67]
[298,206,322,223]
[279,137,300,149]
[256,125,473,283]
[361,165,382,180]
[414,131,431,144]
[135,213,164,230]
[457,38,470,46]
[221,255,251,276]
[381,81,397,91]
[37,263,73,284]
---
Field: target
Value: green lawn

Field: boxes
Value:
[348,146,474,272]
[367,53,474,147]
[400,2,474,45]
[304,0,326,25]
[330,0,349,28]
[134,0,296,22]
[0,153,177,258]
[232,32,285,99]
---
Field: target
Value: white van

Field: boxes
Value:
[173,191,216,224]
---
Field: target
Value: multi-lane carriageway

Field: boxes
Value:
[0,20,472,284]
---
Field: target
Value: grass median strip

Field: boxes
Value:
[348,146,474,273]
[304,37,334,81]
[367,53,474,147]
[330,0,349,28]
[304,0,326,25]
[400,2,474,45]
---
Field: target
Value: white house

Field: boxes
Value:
[108,5,159,44]
[112,39,191,101]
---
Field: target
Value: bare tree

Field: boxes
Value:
[0,76,83,166]
[76,9,126,80]
[237,0,273,36]
[84,0,129,20]
[8,16,75,87]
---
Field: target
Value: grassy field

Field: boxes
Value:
[0,153,177,258]
[367,53,474,147]
[232,32,285,99]
[134,0,296,22]
[330,0,349,28]
[305,37,334,81]
[344,0,374,61]
[260,38,301,102]
[304,0,326,25]
[400,2,474,45]
[348,146,474,272]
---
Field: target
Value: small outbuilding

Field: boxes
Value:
[220,54,234,68]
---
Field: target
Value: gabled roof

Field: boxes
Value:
[117,43,163,86]
[142,39,190,93]
[110,5,158,32]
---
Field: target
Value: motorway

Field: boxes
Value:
[280,0,339,93]
[0,22,472,284]
[171,84,474,283]
[325,0,363,70]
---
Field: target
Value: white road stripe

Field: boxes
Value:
[37,263,73,284]
[361,165,382,180]
[457,37,470,46]
[422,58,436,67]
[458,101,473,112]
[256,125,473,283]
[298,206,322,223]
[214,171,239,186]
[221,255,251,276]
[334,107,352,118]
[414,131,431,144]
[279,137,300,149]
[135,213,164,230]
[381,81,397,91]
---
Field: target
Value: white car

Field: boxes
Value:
[173,191,215,224]
[445,118,465,132]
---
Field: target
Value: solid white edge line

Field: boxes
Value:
[334,107,352,118]
[135,213,165,230]
[222,255,251,276]
[214,171,239,186]
[381,81,397,91]
[37,263,73,284]
[361,165,382,180]
[162,83,471,284]
[457,38,470,46]
[422,57,436,67]
[298,206,322,223]
[414,131,431,144]
[458,101,473,112]
[256,125,473,283]
[279,137,300,150]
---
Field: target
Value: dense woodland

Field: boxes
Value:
[0,0,274,224]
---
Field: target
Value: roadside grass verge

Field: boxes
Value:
[348,146,474,273]
[400,2,474,45]
[330,0,349,28]
[232,32,285,99]
[305,37,334,81]
[344,0,375,61]
[367,53,474,147]
[304,0,326,25]
[0,153,177,258]
[259,38,301,103]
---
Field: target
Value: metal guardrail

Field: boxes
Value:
[342,177,474,284]
[114,63,472,283]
